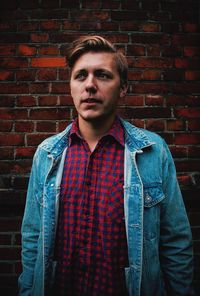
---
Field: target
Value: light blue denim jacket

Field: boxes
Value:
[18,118,194,296]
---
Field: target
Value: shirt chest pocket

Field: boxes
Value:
[143,185,165,241]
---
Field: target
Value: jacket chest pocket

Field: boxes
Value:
[143,185,165,241]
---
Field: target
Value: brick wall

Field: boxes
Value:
[0,0,199,294]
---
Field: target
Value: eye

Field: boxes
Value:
[96,70,112,80]
[74,71,87,81]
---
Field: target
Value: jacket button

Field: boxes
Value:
[145,194,152,203]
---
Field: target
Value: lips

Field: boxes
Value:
[81,98,102,104]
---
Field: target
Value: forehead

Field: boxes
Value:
[71,51,118,73]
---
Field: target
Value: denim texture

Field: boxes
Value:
[18,119,194,296]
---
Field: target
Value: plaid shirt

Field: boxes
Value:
[54,117,128,296]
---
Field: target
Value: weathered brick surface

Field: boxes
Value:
[0,0,199,294]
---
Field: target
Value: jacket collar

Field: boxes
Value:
[41,118,154,158]
[120,118,155,152]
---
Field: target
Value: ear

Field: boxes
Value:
[120,82,128,98]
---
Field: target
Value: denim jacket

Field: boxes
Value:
[18,118,194,296]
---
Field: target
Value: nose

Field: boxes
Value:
[85,75,97,94]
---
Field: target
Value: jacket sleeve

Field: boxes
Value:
[160,140,195,295]
[18,149,42,295]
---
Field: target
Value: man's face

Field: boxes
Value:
[70,51,127,124]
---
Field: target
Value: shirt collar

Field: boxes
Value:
[69,117,124,147]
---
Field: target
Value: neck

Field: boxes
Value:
[78,115,116,151]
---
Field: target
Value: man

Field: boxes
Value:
[18,35,194,296]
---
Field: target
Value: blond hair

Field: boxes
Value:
[67,35,128,86]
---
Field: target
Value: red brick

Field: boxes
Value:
[166,95,200,107]
[26,133,53,146]
[62,21,80,30]
[145,95,164,106]
[59,96,73,106]
[127,45,145,56]
[0,247,21,260]
[36,121,56,132]
[142,23,160,32]
[81,0,103,9]
[51,82,70,94]
[142,70,161,80]
[79,21,119,32]
[162,70,183,81]
[0,121,13,132]
[177,175,194,187]
[120,95,144,107]
[183,23,198,33]
[175,160,200,172]
[18,21,39,31]
[31,33,49,43]
[31,57,66,68]
[0,33,30,43]
[188,120,200,131]
[184,47,200,57]
[16,96,36,107]
[0,109,14,120]
[0,58,28,69]
[128,71,142,81]
[0,134,24,146]
[29,82,50,94]
[111,11,147,21]
[0,71,14,81]
[18,44,36,56]
[15,122,34,132]
[0,45,16,56]
[40,20,60,30]
[118,107,171,119]
[120,21,139,31]
[162,46,182,57]
[18,0,39,9]
[174,108,200,119]
[131,33,170,45]
[0,83,29,94]
[38,96,58,106]
[30,108,70,120]
[146,119,165,131]
[71,10,110,21]
[15,147,36,159]
[172,34,200,46]
[167,120,185,131]
[61,0,79,8]
[58,69,70,81]
[58,120,71,132]
[188,147,200,158]
[185,71,200,81]
[121,1,140,9]
[133,82,170,94]
[16,70,36,81]
[0,148,14,160]
[0,234,11,245]
[175,58,200,69]
[161,22,180,33]
[37,69,57,81]
[175,134,200,145]
[40,0,59,8]
[39,46,59,55]
[131,119,145,129]
[172,83,200,94]
[147,46,161,57]
[0,22,17,32]
[169,146,188,158]
[130,57,173,68]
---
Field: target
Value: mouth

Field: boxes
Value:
[81,98,102,104]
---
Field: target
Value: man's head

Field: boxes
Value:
[67,35,128,87]
[67,35,128,125]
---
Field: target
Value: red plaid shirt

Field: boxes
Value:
[54,117,128,296]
